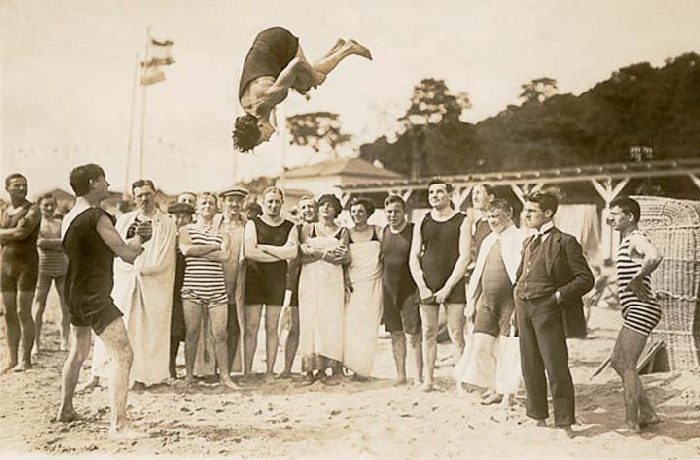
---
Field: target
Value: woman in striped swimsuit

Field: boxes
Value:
[179,193,237,389]
[608,196,663,433]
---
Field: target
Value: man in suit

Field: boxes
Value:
[513,188,594,438]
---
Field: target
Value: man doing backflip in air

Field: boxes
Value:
[233,27,372,152]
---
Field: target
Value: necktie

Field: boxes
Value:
[530,234,542,251]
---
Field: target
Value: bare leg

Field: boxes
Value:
[611,327,649,433]
[1,291,20,372]
[33,274,52,355]
[57,325,91,421]
[208,305,239,389]
[408,332,423,384]
[15,290,36,369]
[264,305,283,376]
[182,300,203,385]
[419,304,439,392]
[99,318,140,438]
[281,307,299,377]
[243,304,263,375]
[446,303,466,365]
[226,302,240,371]
[55,276,71,350]
[390,332,407,385]
[309,39,373,87]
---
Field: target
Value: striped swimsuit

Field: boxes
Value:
[616,230,662,336]
[181,225,228,308]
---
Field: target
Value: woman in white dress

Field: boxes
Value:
[298,194,350,385]
[343,198,383,379]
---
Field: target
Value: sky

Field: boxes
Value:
[1,0,699,195]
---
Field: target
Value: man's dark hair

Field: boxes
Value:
[232,114,261,153]
[487,198,513,217]
[428,178,453,194]
[37,193,56,205]
[524,188,560,215]
[244,201,263,219]
[349,197,376,216]
[69,164,105,197]
[384,194,406,210]
[132,179,156,195]
[5,173,27,188]
[610,196,641,224]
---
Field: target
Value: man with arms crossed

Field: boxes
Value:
[243,186,298,379]
[57,164,147,438]
[513,189,594,438]
[409,180,471,392]
[0,173,41,373]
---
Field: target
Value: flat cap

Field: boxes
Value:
[167,202,195,215]
[219,186,249,198]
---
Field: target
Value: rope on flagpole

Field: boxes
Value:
[138,25,151,180]
[124,53,140,199]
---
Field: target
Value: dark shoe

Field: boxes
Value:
[301,373,316,386]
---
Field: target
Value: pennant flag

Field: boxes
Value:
[140,65,166,86]
[139,35,174,86]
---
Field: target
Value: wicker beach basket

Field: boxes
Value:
[634,196,700,370]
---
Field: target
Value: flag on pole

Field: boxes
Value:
[140,35,174,86]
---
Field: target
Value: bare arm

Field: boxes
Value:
[408,216,431,299]
[627,233,663,301]
[259,225,299,261]
[202,231,230,262]
[0,204,41,244]
[178,226,218,256]
[244,220,285,263]
[96,215,142,264]
[434,215,472,304]
[258,58,313,114]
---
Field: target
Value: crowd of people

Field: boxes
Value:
[0,166,665,438]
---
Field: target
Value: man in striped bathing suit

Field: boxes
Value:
[608,196,664,434]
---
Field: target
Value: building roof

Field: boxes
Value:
[282,157,404,180]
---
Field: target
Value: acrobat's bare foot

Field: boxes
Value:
[56,407,81,423]
[329,38,347,54]
[76,377,100,393]
[108,425,146,440]
[348,39,373,60]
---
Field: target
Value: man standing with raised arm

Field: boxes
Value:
[57,164,146,438]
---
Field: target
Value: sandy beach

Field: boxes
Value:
[1,295,699,460]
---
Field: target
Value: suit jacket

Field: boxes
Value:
[515,227,595,338]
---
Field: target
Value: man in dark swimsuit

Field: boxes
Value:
[409,179,471,392]
[56,164,147,438]
[233,27,372,152]
[0,173,41,373]
[243,186,298,380]
[382,195,422,386]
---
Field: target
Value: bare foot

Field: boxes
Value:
[60,340,70,352]
[420,382,434,393]
[481,393,504,405]
[76,377,101,393]
[348,39,373,60]
[639,415,662,428]
[56,407,80,423]
[221,380,241,390]
[0,363,16,375]
[13,361,31,372]
[184,376,195,387]
[329,38,346,54]
[393,378,408,387]
[108,426,146,440]
[536,420,547,427]
[278,370,292,379]
[616,424,641,435]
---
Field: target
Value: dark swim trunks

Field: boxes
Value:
[238,27,300,100]
[63,207,123,335]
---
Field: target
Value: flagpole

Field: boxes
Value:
[138,25,151,180]
[124,54,140,199]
